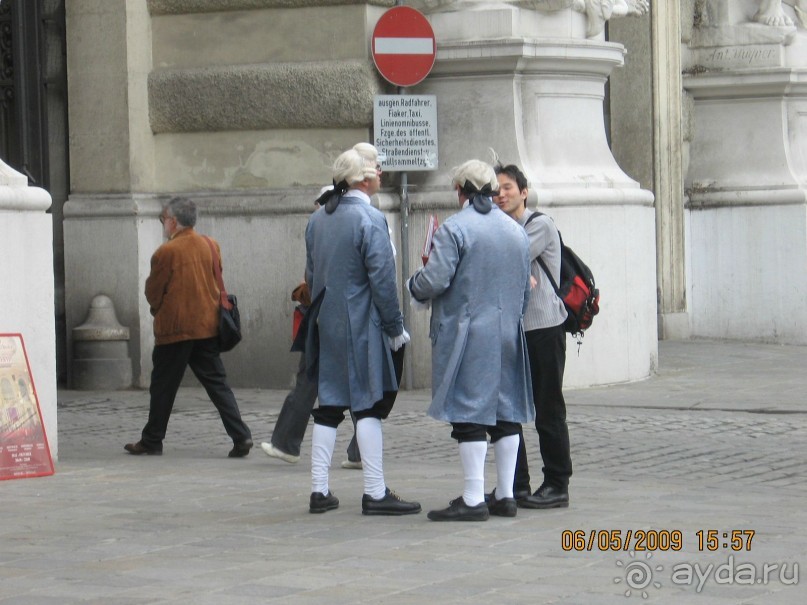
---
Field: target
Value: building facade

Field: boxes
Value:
[1,0,805,396]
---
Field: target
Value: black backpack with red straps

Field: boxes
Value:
[525,212,600,343]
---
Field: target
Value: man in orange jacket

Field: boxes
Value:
[124,196,253,457]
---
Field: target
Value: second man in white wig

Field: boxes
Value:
[302,146,420,516]
[408,159,534,521]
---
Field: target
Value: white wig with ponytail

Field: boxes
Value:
[451,159,497,193]
[332,149,371,186]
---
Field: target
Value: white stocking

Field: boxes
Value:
[459,440,487,506]
[311,423,337,495]
[494,434,519,499]
[356,417,386,499]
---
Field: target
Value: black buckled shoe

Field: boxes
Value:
[309,491,339,514]
[487,490,517,518]
[519,484,569,509]
[362,488,421,516]
[228,438,253,458]
[427,497,490,521]
[124,441,162,456]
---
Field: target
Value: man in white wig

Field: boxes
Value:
[303,147,420,516]
[408,159,534,521]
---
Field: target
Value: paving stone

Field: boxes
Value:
[1,341,806,604]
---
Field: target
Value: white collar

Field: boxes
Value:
[344,189,371,205]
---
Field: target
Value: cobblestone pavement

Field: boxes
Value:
[55,389,807,490]
[1,341,806,604]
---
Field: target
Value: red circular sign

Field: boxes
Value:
[372,6,436,88]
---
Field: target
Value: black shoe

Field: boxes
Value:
[309,491,339,514]
[519,484,569,509]
[486,488,530,504]
[228,438,253,458]
[428,497,489,521]
[124,441,162,456]
[362,488,421,516]
[487,490,517,518]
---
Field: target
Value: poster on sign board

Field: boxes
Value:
[0,334,54,480]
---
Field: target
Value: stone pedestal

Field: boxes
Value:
[684,11,807,344]
[72,295,133,390]
[64,195,162,388]
[0,159,57,457]
[403,5,657,387]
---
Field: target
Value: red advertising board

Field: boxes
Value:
[372,6,436,87]
[0,334,54,480]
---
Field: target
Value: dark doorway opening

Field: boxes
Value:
[0,0,69,383]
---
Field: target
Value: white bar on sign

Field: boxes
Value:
[374,37,433,55]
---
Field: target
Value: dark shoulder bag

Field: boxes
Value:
[203,236,242,352]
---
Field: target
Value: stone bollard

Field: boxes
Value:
[72,295,132,390]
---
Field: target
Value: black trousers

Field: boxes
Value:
[141,338,251,448]
[270,354,360,460]
[450,421,521,443]
[312,346,405,428]
[514,324,572,491]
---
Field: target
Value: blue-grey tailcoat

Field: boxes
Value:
[409,203,535,425]
[305,192,404,410]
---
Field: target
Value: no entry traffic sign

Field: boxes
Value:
[372,6,436,88]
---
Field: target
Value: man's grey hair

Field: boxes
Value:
[166,196,197,227]
[451,159,497,193]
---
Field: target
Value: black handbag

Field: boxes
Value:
[218,294,242,352]
[203,236,242,352]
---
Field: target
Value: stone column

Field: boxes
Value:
[63,0,157,387]
[0,158,57,457]
[652,0,687,338]
[404,2,657,387]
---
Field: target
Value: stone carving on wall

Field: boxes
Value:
[694,0,805,32]
[690,0,807,57]
[753,1,807,28]
[412,0,650,38]
[572,0,650,37]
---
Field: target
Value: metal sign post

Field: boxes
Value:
[371,4,437,390]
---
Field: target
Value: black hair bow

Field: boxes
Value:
[461,180,494,214]
[315,180,350,213]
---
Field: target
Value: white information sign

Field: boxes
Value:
[373,95,438,171]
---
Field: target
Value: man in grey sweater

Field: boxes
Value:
[495,163,572,509]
